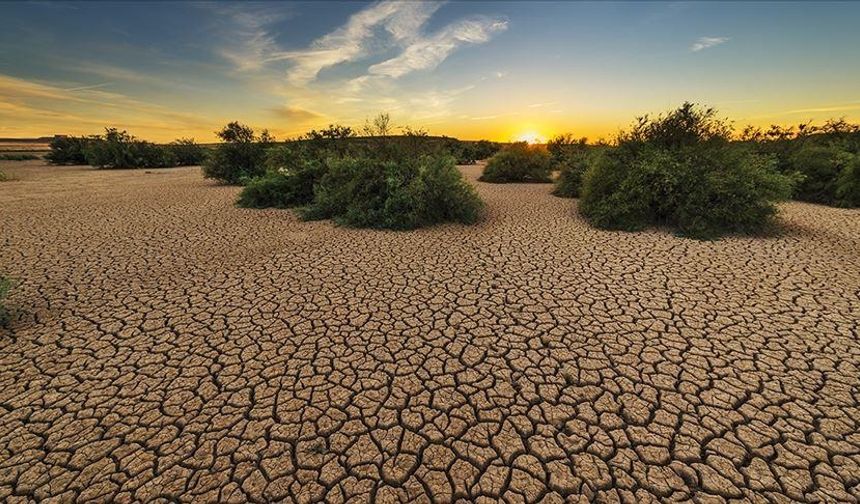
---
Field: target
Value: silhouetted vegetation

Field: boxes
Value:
[47,130,207,169]
[203,122,274,184]
[580,103,797,239]
[46,135,91,165]
[168,138,207,166]
[479,142,553,183]
[0,153,40,161]
[85,128,177,169]
[0,275,11,327]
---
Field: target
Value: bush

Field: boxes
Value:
[303,153,482,229]
[479,142,552,183]
[0,153,40,161]
[203,122,273,184]
[787,144,855,205]
[0,275,11,327]
[835,154,860,207]
[552,153,592,198]
[237,146,326,209]
[169,138,207,166]
[548,134,591,198]
[46,135,91,165]
[238,172,308,209]
[579,103,797,239]
[473,140,502,160]
[84,128,177,169]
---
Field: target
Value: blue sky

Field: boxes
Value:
[2,1,859,141]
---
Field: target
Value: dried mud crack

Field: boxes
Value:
[1,162,859,503]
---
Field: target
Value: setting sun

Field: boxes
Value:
[514,131,546,144]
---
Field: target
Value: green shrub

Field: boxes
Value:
[547,134,587,165]
[579,104,797,239]
[84,128,177,169]
[552,153,592,198]
[237,147,326,209]
[0,275,11,327]
[473,140,502,160]
[0,170,7,182]
[238,172,309,209]
[787,144,854,205]
[46,135,91,165]
[548,134,592,198]
[303,153,482,229]
[0,153,40,161]
[835,155,860,207]
[479,142,552,183]
[203,122,273,184]
[169,138,207,166]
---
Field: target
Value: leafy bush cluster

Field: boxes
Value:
[234,116,484,230]
[46,135,91,165]
[443,138,502,165]
[46,130,206,169]
[740,119,860,207]
[547,134,593,198]
[302,153,482,229]
[85,128,176,169]
[0,275,11,327]
[203,122,274,184]
[479,142,553,183]
[237,145,324,209]
[168,138,208,166]
[579,103,797,239]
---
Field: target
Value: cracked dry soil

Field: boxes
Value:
[1,161,859,503]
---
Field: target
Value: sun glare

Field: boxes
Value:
[514,131,545,144]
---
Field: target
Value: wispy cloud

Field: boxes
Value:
[690,36,729,52]
[63,82,114,92]
[0,73,212,138]
[210,3,294,72]
[269,105,323,121]
[784,103,860,115]
[215,1,506,86]
[367,17,508,78]
[528,101,558,109]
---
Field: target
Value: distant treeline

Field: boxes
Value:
[46,122,503,170]
[46,129,206,168]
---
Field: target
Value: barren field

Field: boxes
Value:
[1,161,859,503]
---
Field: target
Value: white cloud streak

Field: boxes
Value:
[216,1,507,86]
[368,17,508,78]
[690,36,729,52]
[277,1,443,84]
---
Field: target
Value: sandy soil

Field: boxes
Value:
[1,161,859,503]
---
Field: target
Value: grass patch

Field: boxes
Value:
[0,275,11,327]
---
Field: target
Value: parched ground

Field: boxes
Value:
[1,161,859,503]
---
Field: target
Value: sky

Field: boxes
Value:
[1,1,859,143]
